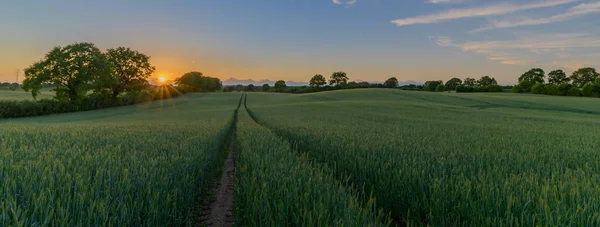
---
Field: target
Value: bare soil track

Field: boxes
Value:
[202,126,237,227]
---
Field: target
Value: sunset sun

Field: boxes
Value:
[158,76,167,83]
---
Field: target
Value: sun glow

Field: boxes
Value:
[158,76,167,83]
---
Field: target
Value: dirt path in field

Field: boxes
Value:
[202,126,237,227]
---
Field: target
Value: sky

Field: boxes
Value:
[1,0,599,85]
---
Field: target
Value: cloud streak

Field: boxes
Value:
[391,0,579,26]
[333,0,356,6]
[472,1,600,32]
[428,0,465,4]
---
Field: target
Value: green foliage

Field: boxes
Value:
[384,77,399,88]
[531,83,545,94]
[463,77,476,87]
[570,67,599,87]
[581,82,595,97]
[519,68,545,84]
[511,85,522,93]
[0,93,242,225]
[477,75,497,87]
[329,72,348,86]
[175,71,222,92]
[236,98,389,226]
[246,89,600,226]
[424,80,443,91]
[434,84,446,92]
[558,82,571,96]
[456,85,474,93]
[445,77,462,91]
[544,84,559,95]
[309,74,327,88]
[274,80,286,92]
[261,84,270,92]
[101,47,155,97]
[518,80,536,93]
[245,84,255,92]
[568,87,581,96]
[548,69,569,85]
[22,43,110,103]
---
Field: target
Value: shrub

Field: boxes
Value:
[531,83,546,94]
[581,82,595,97]
[557,83,571,96]
[435,84,446,92]
[518,80,535,93]
[568,87,581,97]
[511,85,522,93]
[544,84,559,96]
[485,85,503,92]
[456,85,474,93]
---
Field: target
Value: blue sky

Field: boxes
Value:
[1,0,599,84]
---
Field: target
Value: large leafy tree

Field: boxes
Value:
[309,74,326,88]
[570,67,599,87]
[175,71,222,92]
[547,69,569,85]
[423,80,443,91]
[102,47,155,97]
[261,84,270,92]
[384,77,399,88]
[274,80,286,92]
[22,42,109,103]
[463,77,476,87]
[445,77,462,91]
[519,68,545,84]
[329,71,348,86]
[477,76,497,86]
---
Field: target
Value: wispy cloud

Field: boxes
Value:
[473,1,600,32]
[332,0,356,6]
[391,0,579,26]
[428,0,465,4]
[430,33,600,66]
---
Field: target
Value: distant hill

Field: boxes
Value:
[223,77,421,86]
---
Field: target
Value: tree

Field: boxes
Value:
[445,77,462,91]
[175,71,222,92]
[531,83,545,94]
[557,83,571,96]
[245,84,255,92]
[101,47,155,98]
[477,76,497,87]
[383,77,399,88]
[309,74,327,88]
[548,69,569,85]
[568,87,581,96]
[22,42,110,103]
[518,80,535,93]
[570,67,599,87]
[545,84,559,95]
[435,84,446,92]
[519,68,545,84]
[423,80,443,91]
[261,84,270,92]
[274,80,286,92]
[329,72,348,86]
[463,77,476,87]
[581,82,595,97]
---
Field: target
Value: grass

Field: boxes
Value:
[245,89,600,226]
[235,94,389,226]
[0,89,53,101]
[0,93,242,226]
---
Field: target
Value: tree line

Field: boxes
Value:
[513,67,600,97]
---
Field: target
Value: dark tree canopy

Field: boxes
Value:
[423,80,443,91]
[519,68,545,84]
[261,84,270,92]
[477,76,497,87]
[329,72,348,86]
[570,67,599,87]
[445,77,462,91]
[175,71,222,92]
[547,69,569,85]
[384,77,399,88]
[274,80,287,92]
[102,47,155,97]
[309,74,327,88]
[245,84,255,92]
[22,42,110,103]
[463,77,476,87]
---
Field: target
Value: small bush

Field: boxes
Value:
[544,84,559,96]
[557,83,571,96]
[568,87,581,97]
[531,83,546,94]
[511,85,522,93]
[581,82,595,97]
[456,85,474,93]
[435,84,446,92]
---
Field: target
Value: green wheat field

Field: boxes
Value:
[2,89,600,226]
